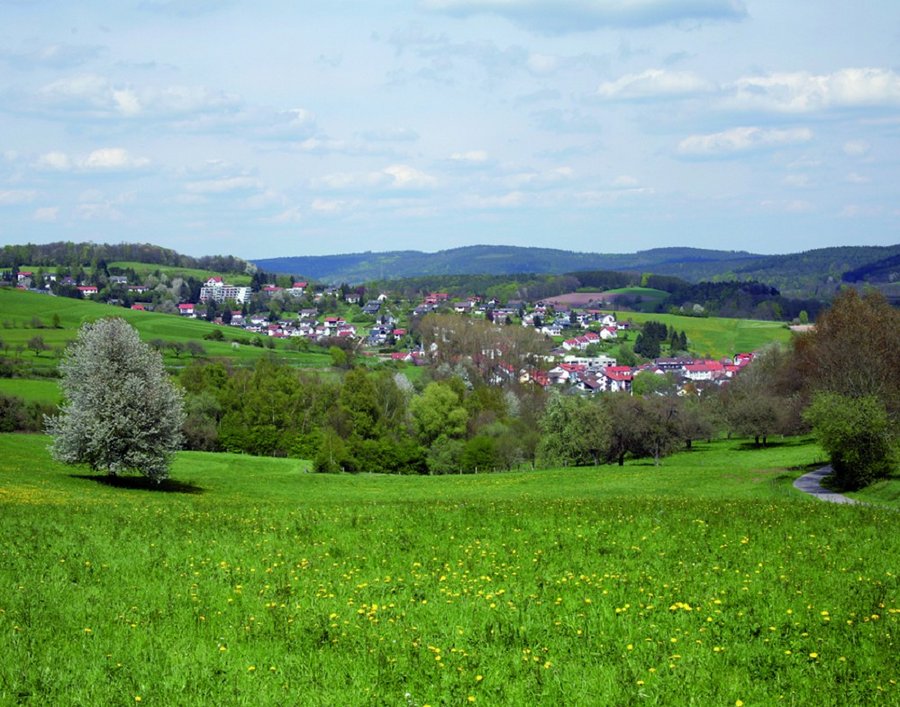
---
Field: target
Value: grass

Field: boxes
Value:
[1,433,897,705]
[611,310,793,358]
[0,378,62,405]
[0,288,332,371]
[107,261,253,286]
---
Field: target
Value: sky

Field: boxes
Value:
[1,0,899,259]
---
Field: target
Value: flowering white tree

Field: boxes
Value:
[46,318,185,482]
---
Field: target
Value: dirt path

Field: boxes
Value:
[792,465,860,504]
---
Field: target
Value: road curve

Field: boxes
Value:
[793,465,860,504]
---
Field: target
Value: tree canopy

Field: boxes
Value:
[46,318,185,482]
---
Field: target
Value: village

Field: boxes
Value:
[10,270,756,396]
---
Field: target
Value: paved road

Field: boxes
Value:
[793,465,860,504]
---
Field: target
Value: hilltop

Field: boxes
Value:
[254,243,900,301]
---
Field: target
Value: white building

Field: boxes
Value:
[199,277,252,304]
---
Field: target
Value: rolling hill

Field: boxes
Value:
[252,243,900,301]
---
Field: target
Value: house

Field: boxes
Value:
[177,303,195,316]
[733,352,754,367]
[77,285,98,296]
[600,366,634,393]
[362,301,381,315]
[130,303,146,311]
[599,326,618,340]
[288,282,308,296]
[683,360,726,382]
[576,374,603,394]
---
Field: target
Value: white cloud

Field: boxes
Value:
[185,176,262,194]
[782,174,810,188]
[727,68,900,113]
[761,199,814,213]
[463,191,526,208]
[384,164,438,189]
[596,69,714,100]
[843,139,871,157]
[38,151,71,170]
[677,126,813,157]
[612,175,639,187]
[83,148,150,170]
[0,189,37,205]
[37,148,149,171]
[33,206,59,222]
[0,42,105,70]
[449,150,489,163]
[845,172,870,184]
[32,74,240,122]
[840,204,882,218]
[316,165,437,191]
[505,166,574,188]
[422,0,748,33]
[311,198,352,213]
[265,207,303,224]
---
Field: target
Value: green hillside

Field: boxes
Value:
[609,310,793,357]
[108,261,253,286]
[1,433,897,704]
[0,289,331,371]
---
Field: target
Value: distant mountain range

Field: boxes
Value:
[253,243,900,299]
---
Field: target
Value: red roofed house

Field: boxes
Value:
[178,303,195,316]
[600,366,634,393]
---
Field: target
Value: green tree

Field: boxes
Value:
[410,382,467,446]
[804,392,896,490]
[45,318,185,482]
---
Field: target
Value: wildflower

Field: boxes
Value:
[809,652,818,659]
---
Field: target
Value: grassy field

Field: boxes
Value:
[0,378,62,405]
[1,434,896,705]
[107,262,253,286]
[610,310,793,358]
[0,289,331,371]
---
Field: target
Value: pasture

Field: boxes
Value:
[611,310,793,358]
[0,434,896,705]
[0,289,331,371]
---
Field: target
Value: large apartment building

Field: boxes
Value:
[199,277,252,304]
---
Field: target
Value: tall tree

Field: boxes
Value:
[45,318,185,482]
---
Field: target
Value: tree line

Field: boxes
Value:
[27,288,900,490]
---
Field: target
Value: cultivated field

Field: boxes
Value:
[1,434,896,705]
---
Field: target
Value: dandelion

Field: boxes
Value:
[135,698,141,703]
[248,665,256,672]
[736,701,744,707]
[809,652,818,659]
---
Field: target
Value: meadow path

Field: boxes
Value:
[793,465,860,505]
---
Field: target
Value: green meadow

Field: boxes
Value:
[1,434,896,705]
[107,262,254,286]
[0,289,331,370]
[609,310,793,358]
[0,378,62,405]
